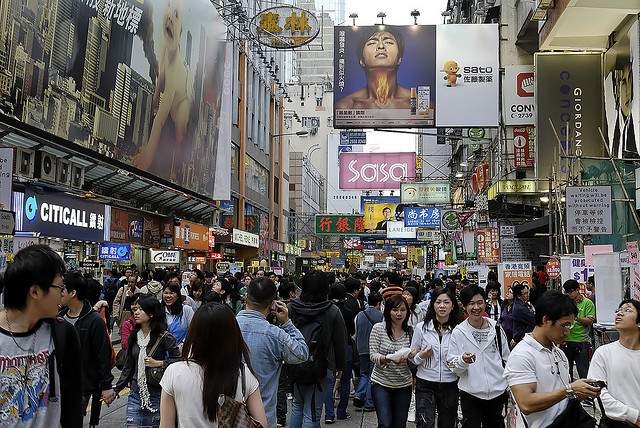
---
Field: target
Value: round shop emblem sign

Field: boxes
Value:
[546,258,561,279]
[250,6,320,49]
[441,210,459,230]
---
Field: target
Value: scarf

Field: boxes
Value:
[136,330,156,412]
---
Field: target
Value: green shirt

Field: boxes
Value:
[566,295,595,343]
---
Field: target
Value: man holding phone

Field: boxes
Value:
[237,277,309,428]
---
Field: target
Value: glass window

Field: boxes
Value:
[230,144,240,180]
[245,156,268,195]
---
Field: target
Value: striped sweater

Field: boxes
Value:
[369,322,413,388]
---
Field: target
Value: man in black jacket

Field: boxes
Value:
[59,271,116,427]
[0,244,83,427]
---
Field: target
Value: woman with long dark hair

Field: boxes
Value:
[403,285,429,328]
[485,281,503,322]
[185,279,205,309]
[410,288,462,428]
[114,295,180,427]
[162,282,194,346]
[370,294,418,428]
[159,303,267,427]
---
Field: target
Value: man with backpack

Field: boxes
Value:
[353,291,383,411]
[237,277,309,428]
[287,270,348,428]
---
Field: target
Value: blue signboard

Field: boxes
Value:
[340,131,366,145]
[404,207,441,227]
[13,189,110,242]
[99,243,132,261]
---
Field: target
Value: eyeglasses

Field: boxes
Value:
[50,284,66,292]
[615,308,637,315]
[558,322,574,330]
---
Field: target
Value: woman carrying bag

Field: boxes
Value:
[114,295,181,428]
[159,302,268,428]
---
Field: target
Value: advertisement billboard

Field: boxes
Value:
[404,207,441,227]
[111,208,161,246]
[535,53,604,191]
[174,221,209,250]
[503,65,535,125]
[477,228,500,263]
[0,0,231,200]
[334,24,498,128]
[401,182,450,204]
[339,152,415,190]
[13,189,110,242]
[387,221,417,239]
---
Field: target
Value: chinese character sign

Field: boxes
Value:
[401,183,450,204]
[315,215,366,235]
[498,261,532,295]
[251,6,320,48]
[566,186,612,235]
[513,126,534,167]
[404,207,441,227]
[477,228,499,263]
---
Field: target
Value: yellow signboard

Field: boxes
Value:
[487,180,537,200]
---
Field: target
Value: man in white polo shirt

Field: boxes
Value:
[503,290,601,428]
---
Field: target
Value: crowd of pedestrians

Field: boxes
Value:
[1,244,640,428]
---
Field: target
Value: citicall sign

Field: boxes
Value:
[472,164,489,195]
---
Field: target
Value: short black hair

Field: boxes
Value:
[329,283,347,301]
[386,271,401,286]
[485,281,502,296]
[459,284,486,306]
[356,26,406,67]
[4,244,66,310]
[86,278,102,306]
[534,290,578,325]
[562,279,580,293]
[512,283,529,298]
[619,299,640,323]
[487,271,498,281]
[64,271,88,301]
[344,277,361,294]
[300,270,329,303]
[246,277,277,310]
[278,281,297,300]
[368,291,383,307]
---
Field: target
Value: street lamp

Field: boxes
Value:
[349,13,358,26]
[410,9,420,25]
[377,12,386,25]
[270,130,309,142]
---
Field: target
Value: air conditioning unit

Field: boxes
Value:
[57,158,71,187]
[35,151,58,183]
[70,163,85,188]
[14,147,35,178]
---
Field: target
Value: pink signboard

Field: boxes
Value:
[339,152,416,190]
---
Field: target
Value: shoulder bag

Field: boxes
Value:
[145,331,168,388]
[597,397,635,428]
[217,364,262,428]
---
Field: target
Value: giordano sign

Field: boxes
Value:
[251,6,320,49]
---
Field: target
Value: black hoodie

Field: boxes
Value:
[288,299,348,373]
[58,301,114,393]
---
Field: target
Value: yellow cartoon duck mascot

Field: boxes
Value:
[441,60,461,87]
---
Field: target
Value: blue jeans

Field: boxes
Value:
[371,383,412,428]
[354,354,374,407]
[324,345,353,420]
[289,370,333,428]
[415,378,458,428]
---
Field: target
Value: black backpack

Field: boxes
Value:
[103,277,120,305]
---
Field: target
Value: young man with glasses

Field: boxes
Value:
[0,244,83,427]
[587,300,640,427]
[560,279,596,381]
[504,290,601,428]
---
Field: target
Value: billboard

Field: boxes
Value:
[401,182,450,204]
[363,199,414,231]
[334,24,499,128]
[99,243,132,261]
[404,207,441,227]
[110,207,161,246]
[174,221,209,250]
[327,134,362,214]
[340,152,415,190]
[0,0,231,200]
[535,53,604,191]
[503,65,535,125]
[315,214,366,235]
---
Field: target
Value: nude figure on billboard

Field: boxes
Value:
[335,26,411,109]
[132,0,193,172]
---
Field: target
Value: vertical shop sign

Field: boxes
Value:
[477,228,499,263]
[513,127,535,167]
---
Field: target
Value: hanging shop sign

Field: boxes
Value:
[404,207,441,227]
[513,126,535,168]
[343,237,365,250]
[472,164,489,194]
[251,6,320,49]
[14,189,110,242]
[440,209,462,232]
[174,221,210,250]
[150,250,180,264]
[401,182,450,204]
[503,65,535,125]
[535,53,604,192]
[417,229,440,242]
[477,228,500,263]
[232,228,260,248]
[13,235,39,254]
[386,221,417,239]
[498,261,532,295]
[207,252,223,260]
[160,222,174,248]
[340,131,366,145]
[0,148,14,210]
[566,186,612,235]
[315,214,366,235]
[340,152,415,190]
[99,243,132,261]
[487,180,537,200]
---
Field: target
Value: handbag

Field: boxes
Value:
[597,397,635,428]
[114,348,127,370]
[216,364,262,428]
[145,331,167,388]
[545,398,596,428]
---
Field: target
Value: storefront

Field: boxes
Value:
[215,228,260,270]
[173,220,210,270]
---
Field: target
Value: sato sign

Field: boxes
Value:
[401,182,450,204]
[99,244,132,261]
[404,207,441,227]
[14,189,110,242]
[150,250,180,264]
[566,186,612,235]
[340,152,415,190]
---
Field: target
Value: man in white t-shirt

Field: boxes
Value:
[504,290,601,428]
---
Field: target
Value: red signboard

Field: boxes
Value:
[546,258,561,279]
[477,228,500,263]
[513,126,535,167]
[111,207,161,246]
[207,252,223,260]
[472,164,489,194]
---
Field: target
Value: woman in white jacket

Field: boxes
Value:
[447,284,510,428]
[410,288,462,428]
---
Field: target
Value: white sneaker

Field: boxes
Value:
[408,391,416,422]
